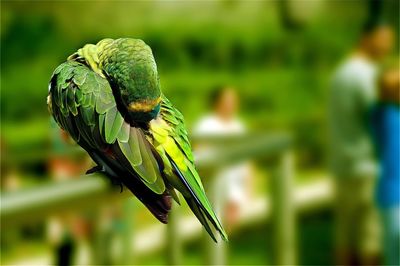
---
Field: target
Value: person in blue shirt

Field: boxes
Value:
[370,66,399,266]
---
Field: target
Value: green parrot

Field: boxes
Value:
[47,38,227,242]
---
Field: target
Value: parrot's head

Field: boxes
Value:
[97,38,162,122]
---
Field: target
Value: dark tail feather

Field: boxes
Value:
[168,158,223,242]
[186,197,218,242]
[88,149,172,224]
[121,174,172,224]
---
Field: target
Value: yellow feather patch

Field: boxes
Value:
[164,137,187,171]
[128,97,161,112]
[149,118,187,172]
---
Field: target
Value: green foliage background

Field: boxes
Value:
[1,1,398,168]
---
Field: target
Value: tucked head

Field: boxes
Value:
[97,38,161,121]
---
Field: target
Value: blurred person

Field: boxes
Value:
[47,215,75,266]
[195,87,245,137]
[48,119,131,265]
[328,21,394,265]
[47,118,93,265]
[48,119,91,180]
[194,85,253,265]
[194,86,253,231]
[370,65,400,266]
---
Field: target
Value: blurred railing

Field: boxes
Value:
[1,133,333,265]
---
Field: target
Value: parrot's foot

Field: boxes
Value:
[86,165,124,193]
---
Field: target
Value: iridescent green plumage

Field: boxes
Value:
[48,38,227,242]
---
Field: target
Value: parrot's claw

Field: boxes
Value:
[87,165,124,192]
[86,165,105,175]
[106,175,124,193]
[110,178,124,193]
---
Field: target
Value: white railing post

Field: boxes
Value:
[121,199,135,264]
[272,149,296,265]
[203,232,226,265]
[166,202,182,265]
[200,167,226,266]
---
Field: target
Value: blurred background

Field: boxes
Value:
[1,1,398,265]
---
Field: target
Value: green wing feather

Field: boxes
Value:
[48,60,165,194]
[149,95,228,242]
[160,97,194,163]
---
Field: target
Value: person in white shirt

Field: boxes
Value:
[194,86,252,233]
[328,22,394,265]
[194,87,245,136]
